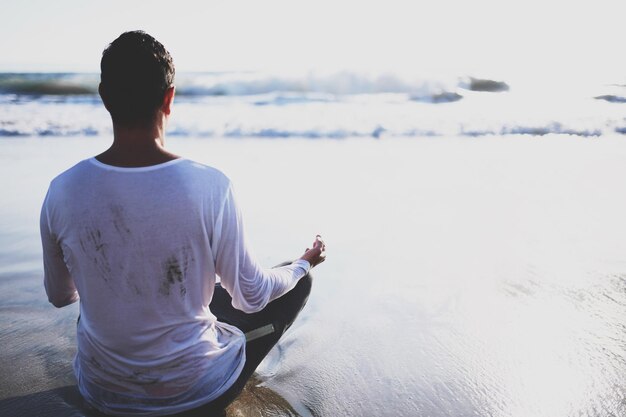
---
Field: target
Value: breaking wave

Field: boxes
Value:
[0,72,509,98]
[0,119,608,139]
[1,72,622,139]
[0,73,98,95]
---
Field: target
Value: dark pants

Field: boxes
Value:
[180,266,312,415]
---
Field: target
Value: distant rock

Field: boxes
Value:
[595,95,626,103]
[372,125,386,138]
[431,92,463,103]
[464,77,510,92]
[410,91,463,103]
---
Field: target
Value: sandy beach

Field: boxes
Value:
[1,135,625,416]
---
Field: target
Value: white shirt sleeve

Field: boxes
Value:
[213,182,310,313]
[40,190,79,308]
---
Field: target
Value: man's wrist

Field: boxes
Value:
[293,258,311,272]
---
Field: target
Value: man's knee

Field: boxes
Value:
[268,273,312,331]
[272,260,313,302]
[295,273,312,301]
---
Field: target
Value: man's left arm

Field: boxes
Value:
[40,193,78,308]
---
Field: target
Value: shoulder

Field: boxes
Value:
[176,159,233,189]
[175,160,237,214]
[48,159,94,189]
[178,159,229,180]
[43,159,94,211]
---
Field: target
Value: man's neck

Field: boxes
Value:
[95,121,180,168]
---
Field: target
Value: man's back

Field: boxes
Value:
[42,158,246,413]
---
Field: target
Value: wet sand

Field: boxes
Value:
[1,136,625,416]
[0,378,298,417]
[0,269,300,416]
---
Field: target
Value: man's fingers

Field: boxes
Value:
[313,235,326,250]
[300,235,327,268]
[318,253,326,263]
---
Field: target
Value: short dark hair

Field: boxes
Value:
[100,31,175,126]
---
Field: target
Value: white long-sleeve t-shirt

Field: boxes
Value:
[40,157,310,416]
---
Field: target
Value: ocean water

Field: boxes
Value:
[1,71,625,417]
[1,71,625,138]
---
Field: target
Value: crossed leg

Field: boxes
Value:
[184,265,312,414]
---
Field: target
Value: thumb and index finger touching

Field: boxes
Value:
[302,234,327,267]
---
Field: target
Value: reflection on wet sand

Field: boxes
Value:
[0,378,298,417]
[2,137,626,416]
[0,271,298,417]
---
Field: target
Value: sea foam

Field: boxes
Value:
[0,72,624,139]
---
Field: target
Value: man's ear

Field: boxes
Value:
[161,86,175,116]
[98,83,111,112]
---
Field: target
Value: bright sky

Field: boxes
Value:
[2,0,624,82]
